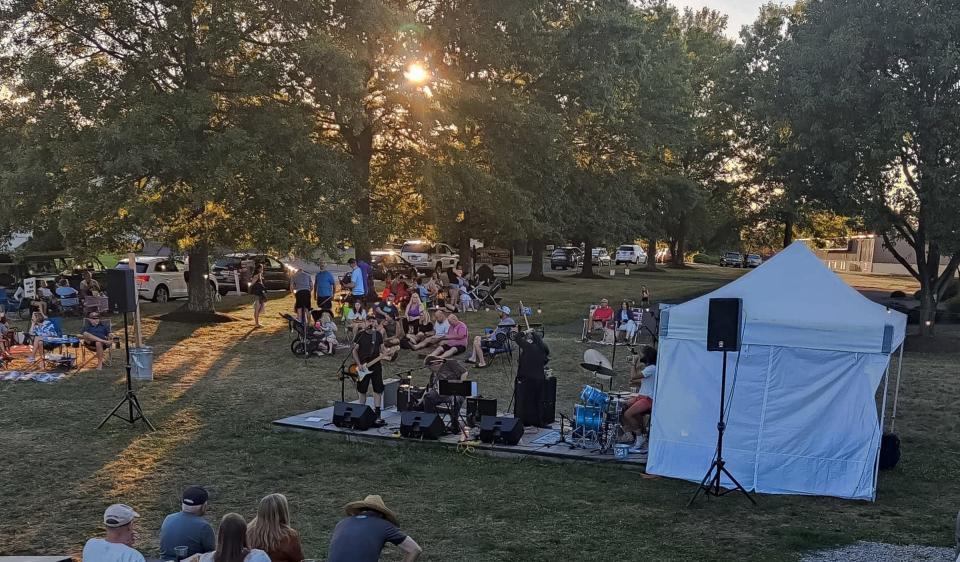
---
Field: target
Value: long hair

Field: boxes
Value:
[246,493,292,553]
[214,513,249,562]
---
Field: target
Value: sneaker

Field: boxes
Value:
[630,442,649,455]
[373,417,387,427]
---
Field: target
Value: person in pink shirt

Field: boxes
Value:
[428,314,468,359]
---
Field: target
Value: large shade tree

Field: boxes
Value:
[779,0,960,334]
[0,0,354,313]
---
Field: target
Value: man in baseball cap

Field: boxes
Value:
[159,485,215,559]
[466,305,517,368]
[82,503,146,562]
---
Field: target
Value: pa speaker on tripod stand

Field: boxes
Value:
[688,297,755,506]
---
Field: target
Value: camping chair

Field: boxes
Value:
[77,317,116,369]
[82,294,109,316]
[484,331,514,375]
[59,295,81,317]
[469,279,504,309]
[581,305,614,343]
[0,287,8,313]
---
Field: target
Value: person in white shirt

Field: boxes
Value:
[622,346,658,454]
[194,512,270,562]
[82,503,146,562]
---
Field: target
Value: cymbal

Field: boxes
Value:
[580,362,615,377]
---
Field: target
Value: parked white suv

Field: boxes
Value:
[400,240,459,273]
[117,256,218,303]
[615,244,647,265]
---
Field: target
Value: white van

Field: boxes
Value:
[615,244,647,265]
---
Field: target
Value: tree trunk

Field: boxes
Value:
[348,127,374,263]
[782,217,794,248]
[577,238,598,277]
[458,226,473,275]
[186,243,213,313]
[525,238,549,281]
[672,235,686,267]
[645,236,660,272]
[919,283,936,336]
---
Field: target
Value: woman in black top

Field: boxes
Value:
[251,263,267,328]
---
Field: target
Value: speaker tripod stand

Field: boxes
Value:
[689,350,754,506]
[97,311,155,431]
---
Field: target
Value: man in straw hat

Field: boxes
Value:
[327,494,422,562]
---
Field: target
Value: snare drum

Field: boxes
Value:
[580,385,610,409]
[574,404,603,434]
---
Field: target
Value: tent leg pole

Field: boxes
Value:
[890,343,905,434]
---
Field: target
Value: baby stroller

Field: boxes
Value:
[465,278,504,309]
[280,312,336,356]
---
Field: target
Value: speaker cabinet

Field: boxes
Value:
[707,298,742,351]
[541,375,557,426]
[332,401,376,431]
[466,397,497,426]
[106,268,137,314]
[478,416,524,446]
[399,412,445,439]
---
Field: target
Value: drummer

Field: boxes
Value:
[621,346,657,454]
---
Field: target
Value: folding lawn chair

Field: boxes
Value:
[581,305,613,343]
[77,317,116,369]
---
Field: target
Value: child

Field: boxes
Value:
[458,280,476,312]
[314,312,339,356]
[346,300,367,339]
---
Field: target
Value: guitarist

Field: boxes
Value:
[352,316,388,426]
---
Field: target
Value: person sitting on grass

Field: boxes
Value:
[246,493,305,562]
[28,311,58,362]
[327,495,422,562]
[427,313,468,359]
[346,300,367,340]
[410,308,447,351]
[622,345,657,454]
[584,298,614,339]
[159,486,215,560]
[466,306,517,369]
[402,292,423,335]
[82,503,146,562]
[402,307,435,349]
[312,311,339,356]
[195,513,270,562]
[81,312,113,369]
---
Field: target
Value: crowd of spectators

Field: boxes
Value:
[83,486,422,562]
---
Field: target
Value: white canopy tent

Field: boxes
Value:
[647,242,907,500]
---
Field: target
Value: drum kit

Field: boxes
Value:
[571,384,633,452]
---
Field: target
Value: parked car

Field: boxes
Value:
[719,252,743,268]
[550,247,583,270]
[371,250,418,280]
[591,248,612,267]
[615,244,647,265]
[400,240,459,273]
[211,253,290,295]
[117,256,217,303]
[0,251,107,288]
[745,254,762,268]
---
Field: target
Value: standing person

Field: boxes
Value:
[289,267,313,326]
[428,313,468,359]
[196,513,270,562]
[622,345,657,454]
[82,504,146,562]
[246,493,305,562]
[352,317,388,426]
[327,495,422,562]
[640,285,651,308]
[314,261,336,314]
[445,267,460,310]
[250,264,267,328]
[346,259,367,307]
[159,486,216,560]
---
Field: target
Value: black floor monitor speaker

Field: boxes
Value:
[466,397,497,426]
[541,375,557,426]
[332,401,377,431]
[106,268,137,314]
[478,416,524,446]
[707,298,742,351]
[879,432,901,470]
[399,411,445,439]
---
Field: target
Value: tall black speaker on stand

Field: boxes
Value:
[97,268,155,431]
[689,298,754,506]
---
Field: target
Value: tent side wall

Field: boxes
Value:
[647,338,887,500]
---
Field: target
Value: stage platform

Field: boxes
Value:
[273,403,648,468]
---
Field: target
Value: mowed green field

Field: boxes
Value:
[1,266,956,561]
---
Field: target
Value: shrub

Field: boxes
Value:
[890,290,906,299]
[693,253,719,265]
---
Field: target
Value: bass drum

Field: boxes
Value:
[574,404,603,434]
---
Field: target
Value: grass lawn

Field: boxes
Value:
[1,266,957,561]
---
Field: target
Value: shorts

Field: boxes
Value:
[316,295,333,311]
[625,395,653,418]
[440,344,467,355]
[294,290,311,310]
[356,362,384,394]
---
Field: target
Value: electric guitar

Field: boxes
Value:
[347,353,391,381]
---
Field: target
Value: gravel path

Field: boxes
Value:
[801,541,956,562]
